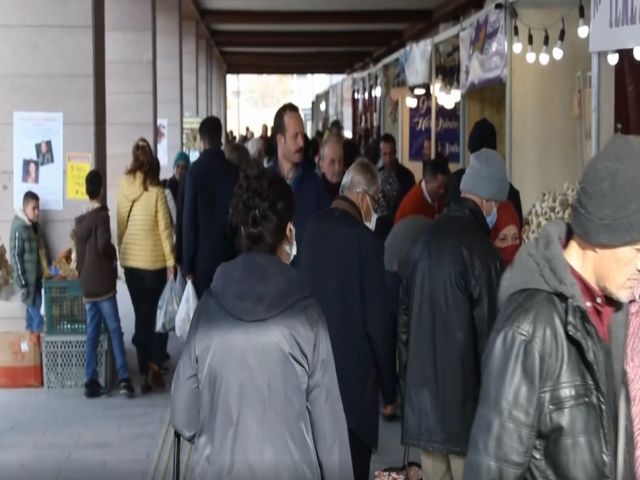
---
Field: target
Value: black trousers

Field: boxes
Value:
[124,267,166,375]
[348,429,372,480]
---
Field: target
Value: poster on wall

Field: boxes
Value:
[409,96,432,162]
[13,112,63,210]
[460,7,507,93]
[436,103,461,164]
[157,118,168,166]
[590,0,640,51]
[66,153,92,200]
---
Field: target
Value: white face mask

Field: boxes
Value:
[284,225,297,264]
[364,196,378,232]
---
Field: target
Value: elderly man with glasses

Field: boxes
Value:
[299,158,397,480]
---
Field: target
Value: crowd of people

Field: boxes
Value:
[9,99,640,480]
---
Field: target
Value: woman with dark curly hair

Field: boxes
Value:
[171,169,353,480]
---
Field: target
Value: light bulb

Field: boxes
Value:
[607,51,619,66]
[513,38,523,54]
[413,86,427,96]
[539,30,550,66]
[320,100,326,112]
[526,29,536,64]
[405,96,418,109]
[433,76,443,96]
[364,91,369,100]
[553,19,565,61]
[450,85,461,103]
[578,2,589,39]
[512,23,523,55]
[634,46,640,61]
[374,86,382,98]
[442,97,456,110]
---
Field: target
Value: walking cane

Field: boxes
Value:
[174,431,181,480]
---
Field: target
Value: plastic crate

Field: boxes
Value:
[44,279,87,335]
[42,334,111,389]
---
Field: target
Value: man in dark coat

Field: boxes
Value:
[182,116,239,298]
[268,103,331,246]
[466,136,639,480]
[299,159,397,480]
[445,118,523,225]
[401,149,507,480]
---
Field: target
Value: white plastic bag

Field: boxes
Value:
[156,278,181,333]
[175,280,197,339]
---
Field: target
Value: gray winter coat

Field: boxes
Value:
[171,252,353,480]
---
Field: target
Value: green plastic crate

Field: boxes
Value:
[44,279,87,335]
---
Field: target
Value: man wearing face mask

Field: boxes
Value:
[299,159,397,480]
[399,148,507,480]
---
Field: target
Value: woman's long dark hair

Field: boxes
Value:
[229,170,294,254]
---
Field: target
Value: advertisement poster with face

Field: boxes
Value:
[13,112,63,210]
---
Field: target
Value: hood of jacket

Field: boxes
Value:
[212,252,311,322]
[75,205,109,243]
[119,172,147,203]
[13,208,30,227]
[499,219,586,310]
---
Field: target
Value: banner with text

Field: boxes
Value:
[409,96,432,162]
[590,0,640,51]
[436,103,461,165]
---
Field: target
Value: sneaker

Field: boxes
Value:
[84,379,106,399]
[119,378,135,398]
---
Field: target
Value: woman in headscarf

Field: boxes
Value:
[491,201,522,266]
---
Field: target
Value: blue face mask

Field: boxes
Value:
[485,202,498,229]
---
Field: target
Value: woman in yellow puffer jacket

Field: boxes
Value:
[117,138,175,394]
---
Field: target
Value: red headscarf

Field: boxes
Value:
[491,201,522,265]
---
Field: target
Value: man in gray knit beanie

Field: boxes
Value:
[467,135,640,479]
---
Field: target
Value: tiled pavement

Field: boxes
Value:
[0,282,414,480]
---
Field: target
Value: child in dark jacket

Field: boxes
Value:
[10,191,47,333]
[74,170,135,399]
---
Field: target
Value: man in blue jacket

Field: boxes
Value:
[182,116,239,298]
[268,103,330,246]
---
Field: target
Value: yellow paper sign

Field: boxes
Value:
[66,153,92,200]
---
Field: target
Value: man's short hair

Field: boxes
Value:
[330,119,343,130]
[380,133,397,151]
[340,158,379,196]
[273,103,300,138]
[85,169,103,200]
[23,190,39,207]
[423,156,451,179]
[320,135,344,161]
[199,116,223,148]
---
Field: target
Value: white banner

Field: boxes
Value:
[13,112,64,210]
[590,0,640,51]
[403,38,432,86]
[460,7,507,93]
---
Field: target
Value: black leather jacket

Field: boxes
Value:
[465,221,634,480]
[400,198,503,454]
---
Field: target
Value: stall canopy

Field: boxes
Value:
[590,0,640,51]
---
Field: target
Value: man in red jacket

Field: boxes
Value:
[394,157,450,224]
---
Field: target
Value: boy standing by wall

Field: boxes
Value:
[75,170,135,398]
[10,191,47,333]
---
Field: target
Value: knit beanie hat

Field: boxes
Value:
[174,151,190,168]
[460,148,509,201]
[468,118,497,154]
[571,135,640,247]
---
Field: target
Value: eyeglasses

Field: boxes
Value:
[357,189,381,214]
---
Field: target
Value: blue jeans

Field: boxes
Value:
[26,290,44,333]
[85,296,130,382]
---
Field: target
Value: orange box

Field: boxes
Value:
[0,332,43,388]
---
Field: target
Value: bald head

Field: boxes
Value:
[320,135,344,184]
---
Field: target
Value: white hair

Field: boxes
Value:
[340,157,379,196]
[247,137,265,161]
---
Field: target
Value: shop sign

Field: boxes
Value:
[590,0,640,51]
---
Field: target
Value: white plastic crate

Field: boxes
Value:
[42,334,111,389]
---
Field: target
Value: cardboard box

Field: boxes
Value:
[0,332,43,388]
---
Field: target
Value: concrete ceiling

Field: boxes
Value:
[195,0,485,74]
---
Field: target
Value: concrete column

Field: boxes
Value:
[105,0,156,218]
[197,36,208,118]
[181,20,197,117]
[0,0,101,325]
[156,0,182,179]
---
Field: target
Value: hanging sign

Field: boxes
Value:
[436,104,461,165]
[460,7,507,93]
[403,38,432,86]
[590,0,640,51]
[409,96,432,162]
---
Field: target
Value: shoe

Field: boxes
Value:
[148,363,166,389]
[140,378,152,394]
[84,379,106,399]
[119,378,135,398]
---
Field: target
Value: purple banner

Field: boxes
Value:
[409,95,431,162]
[436,103,461,164]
